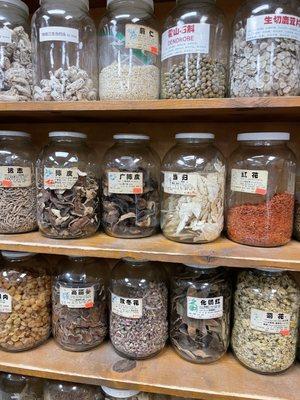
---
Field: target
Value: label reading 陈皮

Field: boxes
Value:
[125,24,159,55]
[0,166,31,188]
[44,167,79,190]
[39,26,79,43]
[59,286,95,309]
[163,172,198,196]
[108,171,143,194]
[231,169,268,195]
[250,308,291,335]
[187,296,223,319]
[0,291,12,313]
[111,293,143,319]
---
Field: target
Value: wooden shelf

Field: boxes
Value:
[0,232,299,270]
[0,340,298,400]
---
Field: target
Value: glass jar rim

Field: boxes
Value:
[49,131,87,139]
[113,134,149,141]
[176,133,214,140]
[0,130,30,138]
[101,387,140,398]
[0,0,29,14]
[237,132,290,142]
[254,267,285,273]
[184,263,219,269]
[40,0,89,10]
[1,251,37,259]
[107,0,154,11]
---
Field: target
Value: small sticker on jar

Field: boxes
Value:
[108,171,143,194]
[125,24,159,55]
[111,293,143,319]
[231,169,268,195]
[0,291,12,313]
[44,167,79,190]
[250,308,291,335]
[0,166,31,188]
[187,296,223,319]
[59,286,95,309]
[0,27,12,44]
[39,26,79,43]
[163,172,198,195]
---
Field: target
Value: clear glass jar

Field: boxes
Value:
[294,166,300,240]
[0,131,37,233]
[109,258,168,359]
[0,251,51,352]
[0,0,32,101]
[232,269,300,374]
[98,0,160,100]
[161,0,228,99]
[226,132,296,247]
[31,0,98,101]
[230,0,300,97]
[0,373,44,400]
[170,264,231,363]
[52,255,108,352]
[36,131,100,239]
[102,134,160,238]
[101,387,147,400]
[45,381,102,400]
[161,133,225,243]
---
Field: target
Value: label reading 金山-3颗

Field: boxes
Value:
[231,169,268,195]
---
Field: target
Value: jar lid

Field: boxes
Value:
[1,251,37,259]
[237,132,290,141]
[0,0,29,14]
[184,264,218,269]
[101,387,140,398]
[113,134,149,141]
[176,133,215,140]
[40,0,89,9]
[255,267,284,273]
[49,131,87,139]
[107,0,154,11]
[0,130,30,138]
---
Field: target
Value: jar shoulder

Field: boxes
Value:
[234,0,300,22]
[229,146,297,166]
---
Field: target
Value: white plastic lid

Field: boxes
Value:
[101,387,140,398]
[176,133,215,140]
[0,130,30,138]
[0,0,29,14]
[113,134,149,141]
[185,264,219,269]
[107,0,154,10]
[1,251,36,259]
[237,132,290,141]
[49,131,87,139]
[40,0,89,9]
[255,267,284,273]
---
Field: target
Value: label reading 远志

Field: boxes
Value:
[59,286,95,309]
[44,167,79,190]
[39,27,79,43]
[231,169,268,195]
[108,171,143,194]
[125,24,159,55]
[0,27,12,44]
[111,293,143,319]
[163,172,198,196]
[187,296,223,319]
[250,308,291,335]
[0,291,12,313]
[0,166,31,188]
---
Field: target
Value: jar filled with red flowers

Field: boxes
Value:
[226,132,296,247]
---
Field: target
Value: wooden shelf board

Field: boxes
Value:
[0,232,299,270]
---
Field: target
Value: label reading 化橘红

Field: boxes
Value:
[108,171,143,194]
[163,172,198,196]
[125,24,159,55]
[111,293,143,319]
[0,166,31,188]
[59,286,95,309]
[0,291,12,313]
[246,14,300,42]
[230,169,268,195]
[161,23,210,61]
[39,27,79,44]
[0,28,12,44]
[250,309,291,335]
[44,167,79,190]
[187,296,223,319]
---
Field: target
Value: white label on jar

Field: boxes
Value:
[39,27,79,43]
[187,296,223,319]
[161,23,210,61]
[44,167,79,190]
[111,293,143,319]
[125,24,159,55]
[0,166,31,188]
[0,291,12,313]
[60,286,95,309]
[0,28,12,44]
[246,14,300,42]
[108,171,143,194]
[231,169,268,195]
[163,172,198,196]
[250,308,291,335]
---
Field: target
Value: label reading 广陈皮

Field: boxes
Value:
[231,169,268,195]
[108,171,143,194]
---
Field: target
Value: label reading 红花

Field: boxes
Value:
[44,167,79,190]
[163,172,198,196]
[0,291,12,313]
[187,296,223,319]
[161,23,210,61]
[111,293,143,319]
[59,286,95,309]
[231,169,268,195]
[0,27,12,44]
[108,171,143,194]
[0,166,31,188]
[125,24,159,55]
[246,14,300,42]
[250,308,291,335]
[39,26,79,43]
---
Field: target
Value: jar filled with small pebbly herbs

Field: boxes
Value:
[52,256,108,352]
[226,132,296,247]
[45,381,102,400]
[161,0,229,99]
[294,165,300,241]
[230,0,300,97]
[232,268,300,374]
[98,0,160,100]
[0,131,37,234]
[36,131,100,239]
[101,134,160,238]
[161,133,225,244]
[109,258,168,359]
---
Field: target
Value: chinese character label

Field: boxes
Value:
[59,285,95,309]
[44,167,79,190]
[39,27,79,43]
[163,171,200,195]
[0,28,12,44]
[111,293,143,319]
[108,171,143,194]
[187,296,223,319]
[250,308,291,335]
[246,14,300,42]
[0,166,31,188]
[125,24,159,55]
[231,169,268,195]
[0,291,12,313]
[162,23,210,61]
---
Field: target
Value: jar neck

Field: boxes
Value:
[40,0,88,13]
[49,137,86,144]
[239,140,287,147]
[114,140,149,146]
[0,136,30,143]
[108,0,153,15]
[176,138,213,145]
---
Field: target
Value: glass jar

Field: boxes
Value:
[109,258,168,359]
[230,0,300,97]
[101,134,160,238]
[45,381,102,400]
[161,133,225,243]
[101,387,146,400]
[0,251,51,352]
[161,0,228,99]
[0,373,44,400]
[0,131,37,233]
[294,165,300,240]
[36,131,100,239]
[170,264,231,363]
[31,0,98,101]
[98,0,160,100]
[226,132,296,247]
[0,0,32,101]
[232,269,300,374]
[52,255,108,351]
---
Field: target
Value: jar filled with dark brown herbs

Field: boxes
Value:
[170,264,231,363]
[52,255,108,352]
[101,134,160,238]
[44,381,103,400]
[36,131,100,239]
[110,258,168,359]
